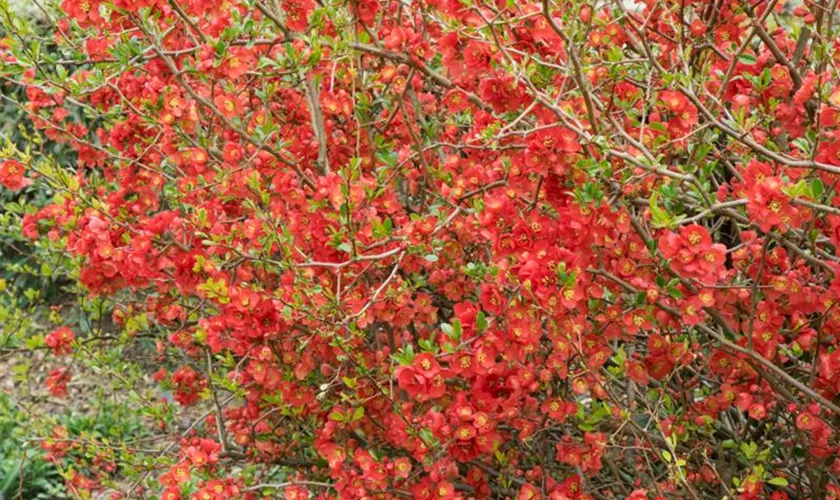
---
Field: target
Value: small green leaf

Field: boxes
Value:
[476,311,487,333]
[811,178,825,199]
[649,192,673,228]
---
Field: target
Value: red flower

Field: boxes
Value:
[645,356,674,381]
[282,0,314,31]
[478,74,522,113]
[213,93,241,119]
[518,483,541,500]
[748,403,767,420]
[45,368,71,398]
[623,310,651,334]
[660,90,698,131]
[626,361,649,384]
[185,446,209,467]
[285,485,309,500]
[434,481,457,499]
[658,224,727,280]
[319,442,346,469]
[60,0,102,26]
[0,160,33,191]
[660,91,689,113]
[454,424,477,441]
[747,175,795,232]
[796,411,822,431]
[480,285,506,316]
[45,326,76,356]
[414,352,440,378]
[171,366,205,406]
[161,487,181,500]
[628,490,650,500]
[396,353,448,401]
[394,456,412,479]
[525,127,581,175]
[541,398,575,421]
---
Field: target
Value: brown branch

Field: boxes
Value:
[541,0,601,135]
[304,76,329,174]
[254,0,292,38]
[590,268,840,416]
[746,6,803,88]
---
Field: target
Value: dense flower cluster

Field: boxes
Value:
[4,0,840,498]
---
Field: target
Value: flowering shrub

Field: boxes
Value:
[2,0,840,498]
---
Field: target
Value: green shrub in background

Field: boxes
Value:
[0,0,77,307]
[0,393,66,500]
[0,386,152,499]
[0,2,98,497]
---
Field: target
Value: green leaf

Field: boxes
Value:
[783,179,809,198]
[740,441,757,460]
[649,192,673,228]
[811,178,825,200]
[476,311,487,333]
[648,121,668,133]
[767,477,789,487]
